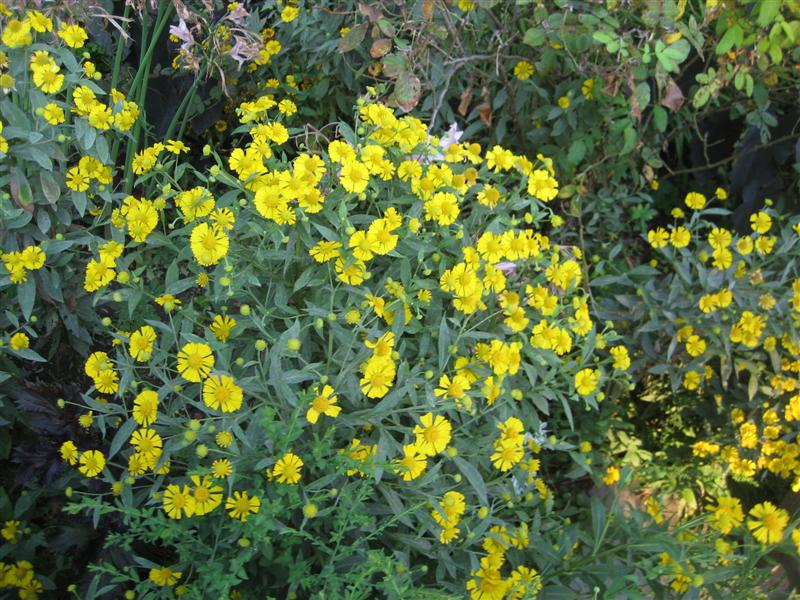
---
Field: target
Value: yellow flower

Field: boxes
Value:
[394,444,427,481]
[271,452,303,484]
[306,384,341,424]
[202,375,244,412]
[57,23,88,48]
[708,496,743,534]
[513,60,534,80]
[78,450,106,477]
[212,458,233,478]
[225,490,260,521]
[132,389,159,426]
[574,368,600,395]
[413,413,452,456]
[602,465,620,485]
[209,314,236,342]
[749,211,772,234]
[2,19,32,48]
[42,102,65,125]
[60,440,79,465]
[9,332,30,351]
[32,64,63,94]
[162,484,195,519]
[747,501,788,545]
[176,342,215,382]
[149,567,182,587]
[557,95,570,109]
[129,325,157,362]
[191,475,223,516]
[684,191,707,210]
[190,222,229,266]
[527,169,559,202]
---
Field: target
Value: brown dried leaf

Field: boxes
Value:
[660,78,685,112]
[358,2,382,22]
[458,85,473,116]
[477,102,492,127]
[370,38,392,58]
[421,0,435,20]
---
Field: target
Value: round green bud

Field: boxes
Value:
[255,340,267,351]
[432,253,441,263]
[35,107,44,116]
[240,304,251,316]
[112,291,123,302]
[315,318,324,329]
[281,236,290,244]
[30,315,38,323]
[424,370,434,380]
[209,165,220,177]
[189,419,202,431]
[203,144,212,156]
[65,487,73,498]
[477,506,489,519]
[445,447,458,458]
[220,276,231,287]
[238,537,251,547]
[57,398,66,408]
[320,375,329,384]
[453,474,462,483]
[125,477,135,485]
[196,444,209,458]
[327,312,337,322]
[173,384,183,393]
[287,338,301,352]
[101,317,112,327]
[329,488,338,498]
[57,134,67,143]
[235,357,245,366]
[55,233,63,240]
[547,435,557,445]
[239,199,248,207]
[207,424,216,433]
[303,503,318,519]
[184,430,197,442]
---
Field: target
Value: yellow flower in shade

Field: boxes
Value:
[602,465,620,485]
[162,484,195,519]
[669,226,691,248]
[491,439,524,472]
[78,450,105,477]
[574,368,600,395]
[1,520,21,543]
[271,452,303,484]
[225,490,260,521]
[684,191,706,210]
[413,413,452,456]
[557,95,570,109]
[647,228,669,248]
[708,496,743,534]
[306,384,341,424]
[747,501,788,545]
[149,567,182,587]
[209,314,236,342]
[131,428,163,463]
[176,342,214,382]
[610,346,631,370]
[212,458,233,478]
[132,389,159,426]
[94,369,119,394]
[60,440,78,465]
[527,169,558,202]
[749,211,772,234]
[191,475,223,516]
[85,351,111,379]
[394,444,427,481]
[190,222,229,266]
[129,325,157,361]
[513,60,534,80]
[57,23,88,48]
[215,431,233,448]
[155,293,181,312]
[10,332,30,351]
[202,375,244,412]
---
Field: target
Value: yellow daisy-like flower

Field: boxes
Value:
[43,103,65,125]
[57,23,88,48]
[176,342,215,382]
[149,567,182,587]
[212,458,233,478]
[202,375,244,412]
[306,384,341,424]
[574,368,600,395]
[162,484,196,520]
[747,501,788,545]
[129,325,157,362]
[527,169,558,202]
[209,314,236,342]
[271,452,303,484]
[78,450,105,477]
[225,490,260,521]
[191,475,223,516]
[190,222,229,266]
[60,440,79,465]
[132,389,159,426]
[413,413,452,456]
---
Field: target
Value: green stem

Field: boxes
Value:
[164,73,201,142]
[123,2,174,195]
[109,4,131,95]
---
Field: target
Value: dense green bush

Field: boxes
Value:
[1,1,799,599]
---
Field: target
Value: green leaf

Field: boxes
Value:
[338,23,367,53]
[653,106,667,132]
[109,418,138,460]
[567,139,586,166]
[716,23,743,54]
[523,27,546,46]
[591,496,607,552]
[453,457,488,506]
[620,125,637,154]
[40,171,61,204]
[17,276,36,320]
[394,70,421,112]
